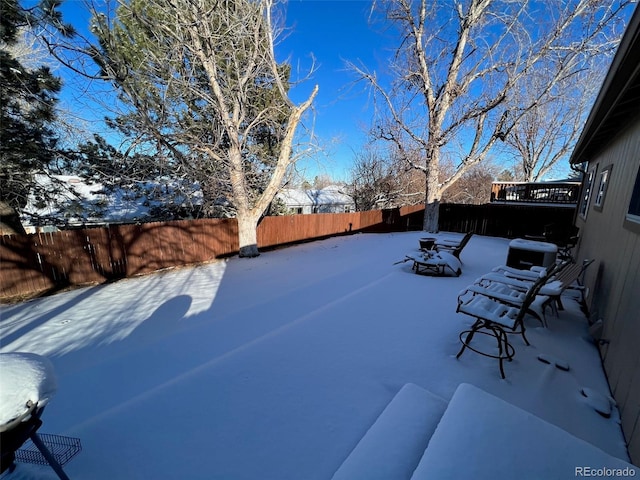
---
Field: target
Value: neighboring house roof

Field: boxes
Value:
[22,174,202,227]
[278,186,354,207]
[278,188,314,207]
[570,4,640,164]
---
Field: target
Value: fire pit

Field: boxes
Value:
[419,237,436,251]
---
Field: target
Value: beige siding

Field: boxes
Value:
[575,117,640,463]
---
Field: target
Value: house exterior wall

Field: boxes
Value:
[284,204,353,215]
[316,204,354,214]
[286,205,313,215]
[277,188,355,215]
[575,115,640,463]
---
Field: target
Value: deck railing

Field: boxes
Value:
[490,181,580,205]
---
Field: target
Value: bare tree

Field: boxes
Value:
[349,147,398,211]
[440,160,499,204]
[352,0,632,231]
[311,174,335,190]
[502,68,603,182]
[349,144,422,211]
[45,0,317,257]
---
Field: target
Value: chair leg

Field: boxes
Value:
[482,324,512,378]
[520,321,530,346]
[541,309,549,328]
[456,319,482,359]
[526,307,546,328]
[490,325,510,378]
[29,433,71,480]
[497,345,506,379]
[457,320,514,378]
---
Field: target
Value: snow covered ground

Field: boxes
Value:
[0,232,632,479]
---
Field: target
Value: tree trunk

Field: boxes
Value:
[237,211,260,257]
[0,201,26,235]
[226,139,260,258]
[422,161,440,232]
[423,199,439,233]
[233,85,318,259]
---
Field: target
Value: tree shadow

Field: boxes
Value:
[124,295,193,346]
[0,286,99,347]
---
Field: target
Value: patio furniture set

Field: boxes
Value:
[401,231,591,378]
[401,232,473,277]
[454,239,593,378]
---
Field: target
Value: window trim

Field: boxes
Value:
[593,164,612,211]
[624,164,640,233]
[579,166,597,220]
[624,215,640,234]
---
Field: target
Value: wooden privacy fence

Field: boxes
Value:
[0,206,425,300]
[438,203,576,238]
[0,218,239,300]
[0,202,573,301]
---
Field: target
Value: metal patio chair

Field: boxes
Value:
[455,263,562,378]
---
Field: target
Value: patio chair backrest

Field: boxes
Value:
[456,232,473,251]
[453,232,473,259]
[553,259,594,288]
[514,260,569,324]
[437,232,473,259]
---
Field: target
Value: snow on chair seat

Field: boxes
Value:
[479,271,564,298]
[477,272,536,291]
[433,232,473,261]
[482,259,592,319]
[457,294,520,329]
[491,264,547,281]
[464,282,551,326]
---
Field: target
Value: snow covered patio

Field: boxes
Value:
[0,232,634,479]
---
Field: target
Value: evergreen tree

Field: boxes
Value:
[0,0,73,232]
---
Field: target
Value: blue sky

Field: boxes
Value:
[279,1,391,181]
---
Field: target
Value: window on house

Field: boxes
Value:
[627,165,640,222]
[594,165,612,210]
[579,167,596,219]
